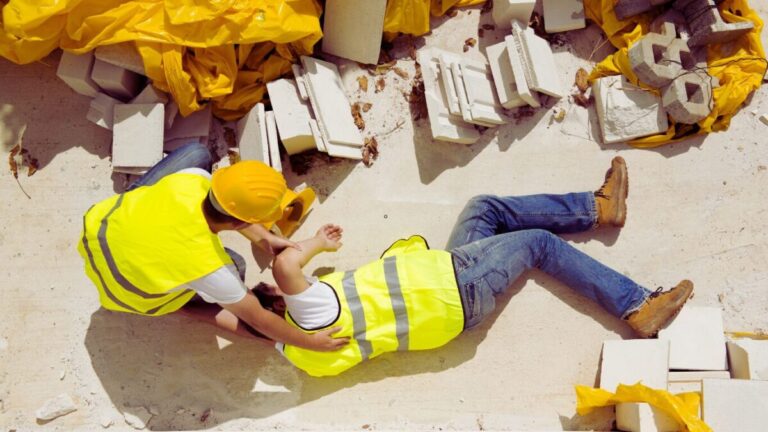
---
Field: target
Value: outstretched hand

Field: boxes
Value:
[310,326,349,351]
[315,224,343,252]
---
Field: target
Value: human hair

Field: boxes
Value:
[202,194,245,226]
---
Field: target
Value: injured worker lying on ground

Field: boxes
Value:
[268,157,695,376]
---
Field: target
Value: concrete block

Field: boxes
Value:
[265,111,282,173]
[165,106,212,142]
[416,49,480,144]
[600,340,678,432]
[236,103,269,164]
[57,51,101,97]
[309,118,329,153]
[542,0,585,33]
[292,64,310,101]
[164,136,206,153]
[91,59,145,101]
[438,51,466,116]
[492,0,535,28]
[592,75,668,144]
[511,21,564,98]
[760,114,768,126]
[658,306,728,371]
[668,370,731,394]
[661,71,713,124]
[614,0,673,21]
[628,25,682,88]
[86,93,122,130]
[321,0,386,65]
[702,378,768,432]
[503,33,541,108]
[94,42,146,76]
[727,340,768,380]
[485,41,526,109]
[300,56,364,147]
[130,84,168,104]
[451,61,508,126]
[35,393,77,421]
[112,104,164,173]
[165,101,179,129]
[266,78,316,155]
[674,0,754,47]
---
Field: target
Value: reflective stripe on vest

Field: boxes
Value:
[282,236,464,377]
[77,173,232,316]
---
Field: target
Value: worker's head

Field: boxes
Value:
[208,161,287,226]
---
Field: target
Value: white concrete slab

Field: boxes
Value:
[492,0,535,28]
[292,64,310,101]
[727,340,768,380]
[511,22,565,98]
[111,103,164,173]
[437,51,466,116]
[308,118,328,153]
[321,0,386,65]
[658,306,728,371]
[668,370,731,394]
[56,51,100,97]
[543,0,586,33]
[237,103,269,164]
[702,378,768,432]
[485,41,526,109]
[90,59,143,101]
[454,61,508,125]
[592,75,668,144]
[266,111,282,173]
[266,78,316,155]
[504,34,541,108]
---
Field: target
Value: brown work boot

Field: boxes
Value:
[595,156,629,227]
[625,280,694,338]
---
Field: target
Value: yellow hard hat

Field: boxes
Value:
[210,161,287,224]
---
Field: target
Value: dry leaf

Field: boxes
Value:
[357,75,369,92]
[463,38,477,52]
[351,103,365,130]
[200,408,212,423]
[362,137,379,167]
[362,103,373,113]
[393,67,409,80]
[575,68,589,93]
[22,149,38,176]
[8,143,20,179]
[375,77,386,93]
[573,91,592,107]
[408,44,417,61]
[227,149,240,165]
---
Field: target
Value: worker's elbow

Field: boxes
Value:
[273,251,299,278]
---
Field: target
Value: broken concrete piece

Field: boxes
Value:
[658,306,727,371]
[451,61,508,126]
[130,84,168,105]
[503,34,541,108]
[87,93,122,130]
[165,106,212,142]
[727,340,768,380]
[628,25,683,88]
[674,0,754,47]
[592,75,668,144]
[492,0,535,28]
[266,79,316,155]
[438,51,466,116]
[265,111,282,172]
[702,378,768,432]
[485,41,526,109]
[299,56,364,148]
[237,103,269,164]
[112,104,164,173]
[91,59,144,101]
[661,72,713,124]
[57,51,101,97]
[416,49,480,144]
[542,0,585,33]
[94,43,146,76]
[600,340,678,432]
[321,0,386,65]
[35,393,77,421]
[760,114,768,126]
[511,21,564,98]
[123,406,153,430]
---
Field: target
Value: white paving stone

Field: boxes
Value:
[237,103,269,164]
[417,49,480,144]
[112,103,164,173]
[321,0,386,65]
[543,0,586,33]
[702,378,768,432]
[94,42,146,76]
[592,75,668,144]
[35,393,77,421]
[266,78,316,155]
[503,33,540,108]
[727,340,768,380]
[87,93,122,130]
[511,22,565,98]
[485,41,526,109]
[492,0,535,28]
[437,51,465,116]
[57,51,101,97]
[91,59,144,101]
[658,306,728,371]
[452,60,508,125]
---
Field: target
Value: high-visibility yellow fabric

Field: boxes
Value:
[584,0,766,148]
[384,0,486,36]
[575,383,712,432]
[77,173,232,316]
[283,235,464,377]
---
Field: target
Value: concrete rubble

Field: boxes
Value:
[542,0,586,33]
[321,0,386,65]
[35,393,77,421]
[592,75,668,144]
[94,43,146,76]
[266,79,316,155]
[727,340,768,380]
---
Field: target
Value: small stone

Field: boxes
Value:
[59,369,66,380]
[759,114,768,126]
[123,406,153,430]
[101,416,114,428]
[35,393,77,421]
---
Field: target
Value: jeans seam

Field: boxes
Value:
[588,194,599,229]
[621,290,651,319]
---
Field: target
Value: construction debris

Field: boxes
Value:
[727,340,768,380]
[94,42,146,76]
[112,104,165,174]
[91,59,145,101]
[542,0,585,33]
[236,103,270,164]
[57,51,100,97]
[492,0,535,29]
[701,379,768,431]
[357,75,369,92]
[486,41,526,109]
[658,306,728,371]
[321,0,386,65]
[592,75,668,144]
[35,393,77,421]
[266,79,316,155]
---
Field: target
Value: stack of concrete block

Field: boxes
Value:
[321,0,386,65]
[492,0,535,29]
[542,0,586,33]
[600,340,679,431]
[236,103,282,172]
[86,93,123,130]
[592,75,669,144]
[111,104,165,174]
[91,59,145,101]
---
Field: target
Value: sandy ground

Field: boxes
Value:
[2,4,768,431]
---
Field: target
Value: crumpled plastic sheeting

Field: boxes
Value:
[584,0,766,148]
[384,0,486,36]
[575,383,712,432]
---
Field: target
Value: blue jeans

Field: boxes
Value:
[447,193,651,330]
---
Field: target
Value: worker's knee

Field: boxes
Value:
[464,194,496,214]
[522,229,560,257]
[179,142,213,171]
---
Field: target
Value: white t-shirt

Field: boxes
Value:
[275,276,340,354]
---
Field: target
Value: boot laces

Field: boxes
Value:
[595,168,614,199]
[648,287,665,299]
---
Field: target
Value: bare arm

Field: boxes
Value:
[238,223,301,255]
[273,224,343,296]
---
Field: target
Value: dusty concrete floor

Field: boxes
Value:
[2,4,768,431]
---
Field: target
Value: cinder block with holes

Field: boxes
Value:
[674,0,754,47]
[628,23,682,88]
[662,72,713,124]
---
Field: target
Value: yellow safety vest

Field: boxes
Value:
[77,173,233,316]
[282,235,464,376]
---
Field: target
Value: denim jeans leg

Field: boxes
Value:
[452,229,650,329]
[446,192,597,250]
[224,247,247,282]
[127,142,213,191]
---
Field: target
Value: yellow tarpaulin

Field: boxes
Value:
[576,382,712,432]
[1,0,486,120]
[584,0,766,148]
